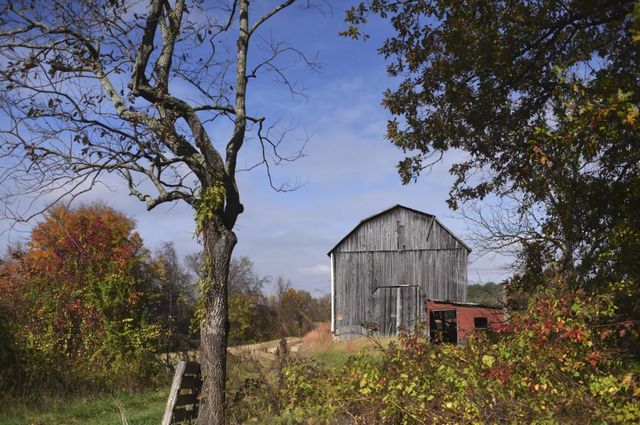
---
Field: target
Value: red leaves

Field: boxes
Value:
[485,364,515,384]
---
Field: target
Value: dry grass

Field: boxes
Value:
[346,338,355,356]
[302,322,333,350]
[299,322,399,371]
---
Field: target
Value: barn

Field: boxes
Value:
[328,205,472,339]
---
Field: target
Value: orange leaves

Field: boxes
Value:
[625,106,638,126]
[531,145,552,168]
[29,202,137,253]
[0,202,163,395]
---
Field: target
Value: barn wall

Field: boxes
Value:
[332,206,470,339]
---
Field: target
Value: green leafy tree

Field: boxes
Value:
[343,0,640,355]
[466,282,503,305]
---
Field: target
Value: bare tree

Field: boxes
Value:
[152,241,196,356]
[458,179,585,290]
[0,0,323,422]
[227,255,270,295]
[186,253,269,295]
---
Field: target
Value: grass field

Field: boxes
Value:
[0,325,392,424]
[0,388,169,425]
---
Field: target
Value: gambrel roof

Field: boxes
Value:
[327,204,471,255]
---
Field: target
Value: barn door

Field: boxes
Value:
[372,286,424,336]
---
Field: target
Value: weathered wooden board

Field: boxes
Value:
[161,361,201,425]
[331,206,469,339]
[172,407,198,422]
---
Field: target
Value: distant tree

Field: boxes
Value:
[226,256,270,345]
[0,202,161,397]
[315,294,331,323]
[228,256,270,296]
[466,282,504,306]
[274,275,330,337]
[187,254,275,345]
[0,1,323,421]
[150,241,197,355]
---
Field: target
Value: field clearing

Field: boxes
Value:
[0,388,170,425]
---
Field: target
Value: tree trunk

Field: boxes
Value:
[198,217,237,425]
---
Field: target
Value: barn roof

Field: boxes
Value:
[327,204,472,255]
[427,299,503,310]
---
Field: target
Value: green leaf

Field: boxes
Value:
[482,355,495,368]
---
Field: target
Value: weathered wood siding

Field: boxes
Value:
[332,206,469,338]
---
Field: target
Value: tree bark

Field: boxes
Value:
[198,217,237,425]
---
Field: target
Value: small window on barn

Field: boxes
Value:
[474,317,488,329]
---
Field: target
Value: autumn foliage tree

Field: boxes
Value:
[0,203,162,398]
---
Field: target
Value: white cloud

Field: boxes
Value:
[299,264,330,275]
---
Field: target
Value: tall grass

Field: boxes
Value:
[300,323,395,371]
[302,322,332,350]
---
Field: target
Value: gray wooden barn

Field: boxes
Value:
[329,205,471,339]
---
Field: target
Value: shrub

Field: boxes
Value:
[234,289,640,424]
[0,203,163,400]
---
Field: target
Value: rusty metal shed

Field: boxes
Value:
[328,205,471,339]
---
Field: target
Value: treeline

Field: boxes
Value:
[212,259,330,346]
[0,202,328,400]
[466,282,504,306]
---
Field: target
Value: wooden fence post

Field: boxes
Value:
[161,361,202,425]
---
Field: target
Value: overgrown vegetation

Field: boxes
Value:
[227,289,640,424]
[0,203,164,399]
[0,202,329,405]
[3,296,638,424]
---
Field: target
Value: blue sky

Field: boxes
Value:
[0,1,510,296]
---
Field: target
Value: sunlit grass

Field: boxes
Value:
[0,388,169,425]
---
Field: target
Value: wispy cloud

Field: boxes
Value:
[299,264,331,275]
[0,1,511,296]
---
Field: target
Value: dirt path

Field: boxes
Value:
[228,337,304,361]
